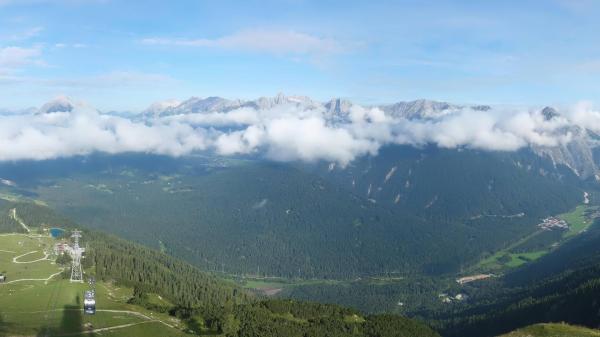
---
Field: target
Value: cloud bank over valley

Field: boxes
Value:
[0,95,598,165]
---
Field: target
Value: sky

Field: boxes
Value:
[1,0,600,111]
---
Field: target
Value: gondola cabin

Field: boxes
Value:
[84,290,96,314]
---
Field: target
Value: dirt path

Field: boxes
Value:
[16,321,159,337]
[97,309,175,328]
[1,270,63,285]
[4,308,176,329]
[12,250,49,264]
[59,320,156,336]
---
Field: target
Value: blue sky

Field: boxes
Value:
[1,0,599,111]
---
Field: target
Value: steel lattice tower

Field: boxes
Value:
[70,230,83,283]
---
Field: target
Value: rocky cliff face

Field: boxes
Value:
[531,107,599,179]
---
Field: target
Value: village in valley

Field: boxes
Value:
[441,202,600,306]
[537,217,569,231]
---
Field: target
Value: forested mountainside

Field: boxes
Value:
[309,145,582,221]
[0,147,584,279]
[0,200,440,337]
[0,200,25,233]
[425,218,600,337]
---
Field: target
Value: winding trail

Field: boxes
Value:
[12,250,49,264]
[0,270,63,285]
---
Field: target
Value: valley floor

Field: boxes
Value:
[471,204,598,274]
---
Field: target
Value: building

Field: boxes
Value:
[54,242,67,255]
[537,217,569,231]
[456,273,494,285]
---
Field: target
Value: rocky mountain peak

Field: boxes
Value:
[38,96,76,114]
[541,106,560,121]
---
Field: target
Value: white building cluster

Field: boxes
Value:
[537,217,569,231]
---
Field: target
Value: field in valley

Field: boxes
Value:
[473,204,598,273]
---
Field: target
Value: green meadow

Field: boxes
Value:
[0,233,192,337]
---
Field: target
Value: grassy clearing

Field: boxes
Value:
[344,314,366,324]
[0,234,62,281]
[504,250,548,268]
[0,233,192,337]
[560,205,595,238]
[475,204,597,273]
[0,191,48,206]
[475,230,544,271]
[499,323,600,337]
[147,292,174,308]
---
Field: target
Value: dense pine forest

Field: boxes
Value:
[86,230,440,336]
[0,199,440,337]
[0,148,582,279]
[0,148,597,337]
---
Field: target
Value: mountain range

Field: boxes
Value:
[136,94,598,180]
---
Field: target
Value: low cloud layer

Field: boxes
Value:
[0,97,598,164]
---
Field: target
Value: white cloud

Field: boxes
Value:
[0,103,210,161]
[567,101,600,133]
[0,96,595,164]
[262,116,378,164]
[0,46,42,73]
[141,29,349,57]
[54,42,87,49]
[4,26,43,41]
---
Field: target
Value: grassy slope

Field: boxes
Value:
[1,279,190,336]
[0,234,62,280]
[499,323,600,337]
[0,233,192,337]
[560,205,594,238]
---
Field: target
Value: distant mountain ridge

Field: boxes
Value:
[139,94,599,179]
[141,93,488,120]
[31,94,600,179]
